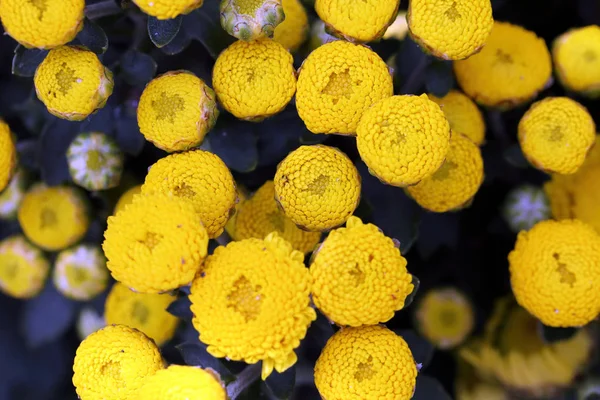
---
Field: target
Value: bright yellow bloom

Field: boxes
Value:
[454,22,552,109]
[315,325,417,400]
[73,325,165,400]
[137,365,226,400]
[189,233,315,380]
[429,90,485,146]
[224,184,249,238]
[104,282,178,347]
[274,145,361,232]
[0,119,17,193]
[34,46,114,121]
[220,0,284,41]
[0,0,84,49]
[137,70,218,152]
[509,219,600,327]
[0,235,49,299]
[18,183,89,251]
[518,97,595,174]
[0,167,27,219]
[133,0,203,19]
[296,40,393,135]
[273,0,308,52]
[53,244,109,301]
[141,150,237,238]
[113,185,142,215]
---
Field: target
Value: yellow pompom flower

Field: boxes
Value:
[138,365,226,400]
[0,0,84,49]
[357,94,451,187]
[315,325,418,400]
[18,183,89,251]
[274,145,361,232]
[0,235,49,299]
[189,233,315,380]
[220,0,284,41]
[224,184,249,238]
[518,97,595,175]
[406,132,484,212]
[34,46,114,121]
[72,324,165,400]
[296,40,393,135]
[141,150,237,238]
[133,0,203,20]
[53,244,109,301]
[213,39,296,121]
[310,216,413,326]
[429,90,486,146]
[273,0,308,52]
[454,22,552,109]
[137,70,219,152]
[231,180,321,254]
[103,193,209,294]
[509,219,600,327]
[0,119,17,193]
[0,168,28,219]
[113,185,142,215]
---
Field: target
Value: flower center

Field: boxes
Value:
[152,92,185,123]
[583,50,597,63]
[235,0,265,15]
[40,208,58,229]
[432,160,458,181]
[227,275,264,322]
[86,150,104,171]
[55,62,80,96]
[444,2,461,22]
[305,174,330,197]
[1,259,19,280]
[100,361,123,383]
[354,355,376,382]
[348,263,365,286]
[131,301,149,324]
[173,182,196,198]
[267,212,285,232]
[322,70,354,105]
[495,49,514,65]
[139,232,163,251]
[553,253,576,287]
[65,264,90,287]
[28,0,47,20]
[547,125,564,142]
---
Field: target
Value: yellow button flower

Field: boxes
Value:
[104,282,179,347]
[141,150,237,238]
[220,0,285,41]
[0,167,27,219]
[189,233,315,380]
[133,0,203,20]
[509,219,600,327]
[137,70,219,152]
[73,324,165,400]
[273,0,308,52]
[137,365,226,400]
[0,235,49,299]
[315,325,417,400]
[34,46,114,121]
[0,0,84,49]
[310,216,413,326]
[429,90,486,146]
[103,193,209,294]
[274,145,361,232]
[296,40,393,135]
[454,22,552,109]
[213,39,296,121]
[18,183,89,251]
[53,244,109,301]
[113,184,142,215]
[0,119,17,193]
[224,184,249,238]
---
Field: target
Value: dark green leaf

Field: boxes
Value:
[538,323,578,344]
[114,105,146,155]
[12,45,48,77]
[167,296,193,320]
[75,18,109,54]
[255,107,307,166]
[299,130,327,145]
[412,375,453,400]
[176,342,234,381]
[416,213,460,259]
[503,143,530,168]
[16,139,40,171]
[403,275,420,309]
[0,219,22,241]
[39,118,80,186]
[148,15,182,48]
[306,311,334,350]
[181,1,235,59]
[208,117,259,173]
[425,60,454,97]
[263,366,295,400]
[396,38,430,94]
[159,29,192,55]
[396,329,434,370]
[119,49,157,87]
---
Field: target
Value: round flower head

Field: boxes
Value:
[113,185,142,215]
[274,145,361,232]
[296,40,393,135]
[220,0,284,41]
[137,365,226,400]
[189,233,316,380]
[310,216,413,326]
[213,39,296,121]
[18,183,89,251]
[0,235,49,299]
[518,97,595,175]
[104,282,179,347]
[53,244,109,301]
[315,325,417,400]
[357,94,451,187]
[454,22,552,109]
[103,193,209,293]
[273,0,308,52]
[232,180,321,254]
[34,46,114,121]
[0,0,84,49]
[0,168,28,219]
[67,132,124,191]
[137,70,218,152]
[503,185,550,233]
[0,119,17,193]
[509,219,600,327]
[141,150,237,238]
[76,307,106,341]
[72,324,165,400]
[406,132,484,212]
[429,90,486,146]
[553,25,600,97]
[224,185,249,238]
[133,0,203,19]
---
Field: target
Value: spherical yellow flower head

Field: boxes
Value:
[503,184,550,233]
[189,233,316,380]
[0,119,17,193]
[518,97,595,175]
[18,183,89,251]
[213,39,295,121]
[357,94,450,187]
[0,167,28,219]
[137,365,226,400]
[104,282,179,347]
[133,0,203,20]
[0,235,49,299]
[103,194,209,294]
[72,324,165,400]
[509,219,600,327]
[274,145,361,232]
[224,184,249,238]
[220,0,284,41]
[113,185,142,215]
[0,0,84,49]
[53,244,109,301]
[315,325,417,400]
[296,40,393,135]
[34,46,114,121]
[454,22,552,109]
[406,132,484,212]
[429,90,485,146]
[273,0,308,52]
[141,150,237,238]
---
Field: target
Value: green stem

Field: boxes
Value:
[226,363,261,399]
[85,0,123,20]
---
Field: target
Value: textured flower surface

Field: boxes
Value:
[189,233,315,380]
[220,0,284,41]
[273,0,308,52]
[113,185,142,215]
[503,185,550,233]
[274,145,361,231]
[296,40,393,135]
[137,365,226,400]
[0,235,49,299]
[0,167,27,219]
[314,325,417,400]
[133,0,203,19]
[429,90,485,146]
[53,244,109,301]
[0,119,17,193]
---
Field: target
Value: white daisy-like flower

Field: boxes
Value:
[53,244,109,301]
[502,185,550,232]
[0,167,28,219]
